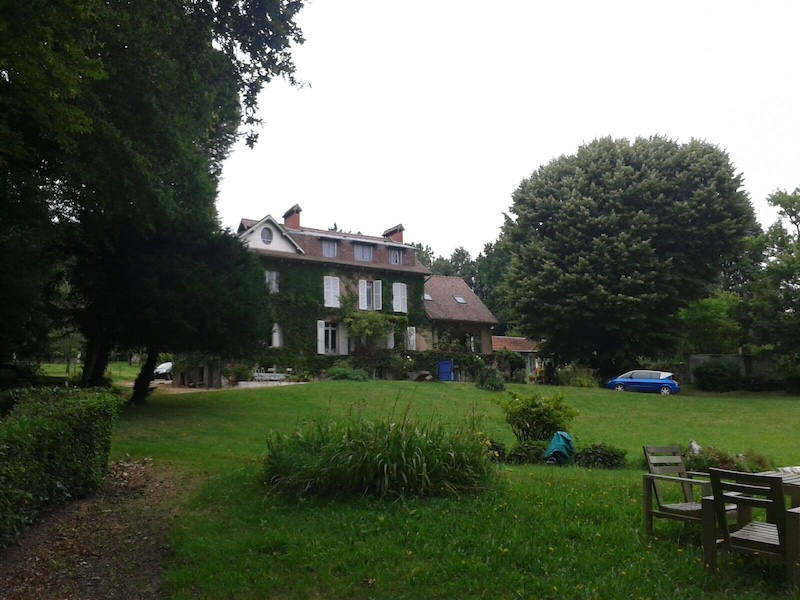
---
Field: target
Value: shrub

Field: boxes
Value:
[741,373,784,392]
[484,438,506,462]
[505,440,548,465]
[556,363,599,388]
[326,367,369,381]
[475,366,505,391]
[264,412,495,499]
[0,388,121,550]
[495,391,578,443]
[683,445,774,473]
[693,359,741,392]
[224,363,255,383]
[573,444,628,469]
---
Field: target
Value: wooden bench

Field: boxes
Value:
[702,467,800,588]
[253,368,287,382]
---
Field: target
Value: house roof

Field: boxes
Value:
[424,276,498,325]
[492,336,539,353]
[238,217,431,275]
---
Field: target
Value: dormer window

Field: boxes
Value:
[261,227,273,245]
[354,243,373,262]
[389,248,402,264]
[322,239,338,258]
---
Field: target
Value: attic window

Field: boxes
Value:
[261,227,273,245]
[424,293,433,301]
[454,296,467,304]
[354,243,373,262]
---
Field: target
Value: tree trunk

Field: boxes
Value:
[130,347,158,405]
[82,334,112,387]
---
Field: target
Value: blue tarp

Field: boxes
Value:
[543,431,575,466]
[437,360,454,381]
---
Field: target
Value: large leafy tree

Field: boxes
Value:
[474,217,514,333]
[1,1,305,382]
[738,189,800,361]
[505,136,757,374]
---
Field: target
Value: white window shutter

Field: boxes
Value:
[358,280,368,310]
[317,320,325,354]
[324,277,332,307]
[406,326,416,351]
[324,276,341,308]
[332,277,340,308]
[387,330,395,349]
[338,323,349,355]
[272,323,282,348]
[374,280,382,310]
[393,283,408,313]
[393,283,401,312]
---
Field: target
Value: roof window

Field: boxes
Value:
[454,296,467,304]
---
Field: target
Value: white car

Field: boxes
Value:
[153,362,173,380]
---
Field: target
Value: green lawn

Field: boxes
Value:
[111,381,800,599]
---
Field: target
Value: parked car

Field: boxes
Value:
[605,370,679,395]
[153,361,173,380]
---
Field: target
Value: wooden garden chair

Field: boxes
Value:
[702,468,800,588]
[642,445,737,534]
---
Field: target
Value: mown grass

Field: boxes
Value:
[109,381,800,599]
[39,361,142,384]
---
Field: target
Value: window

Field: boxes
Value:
[389,249,402,265]
[324,322,337,354]
[323,276,340,307]
[358,279,382,310]
[261,227,273,245]
[423,293,433,301]
[322,239,338,258]
[265,270,280,293]
[454,295,466,304]
[317,320,348,355]
[393,282,408,313]
[267,323,282,348]
[354,243,373,262]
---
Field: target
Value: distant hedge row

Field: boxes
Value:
[0,388,121,550]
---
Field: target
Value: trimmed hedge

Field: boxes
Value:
[0,388,121,550]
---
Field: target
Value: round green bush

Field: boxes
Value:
[573,443,627,469]
[505,440,548,465]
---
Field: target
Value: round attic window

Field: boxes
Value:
[261,227,273,245]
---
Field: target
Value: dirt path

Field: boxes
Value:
[0,460,186,600]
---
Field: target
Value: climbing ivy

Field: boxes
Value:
[253,262,427,376]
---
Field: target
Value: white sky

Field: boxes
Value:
[216,0,800,258]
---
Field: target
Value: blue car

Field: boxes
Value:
[605,370,680,395]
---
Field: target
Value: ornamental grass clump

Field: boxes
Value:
[264,411,495,499]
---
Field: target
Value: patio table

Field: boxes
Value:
[757,468,800,507]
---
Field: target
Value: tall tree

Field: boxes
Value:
[738,189,800,361]
[678,292,742,354]
[505,136,757,374]
[474,215,515,333]
[430,247,477,285]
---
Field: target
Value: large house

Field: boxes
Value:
[236,206,499,375]
[237,205,430,366]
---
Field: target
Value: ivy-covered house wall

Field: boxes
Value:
[254,260,427,378]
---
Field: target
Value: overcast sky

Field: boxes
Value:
[216,1,800,258]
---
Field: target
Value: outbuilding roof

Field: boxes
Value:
[423,276,498,325]
[492,336,539,353]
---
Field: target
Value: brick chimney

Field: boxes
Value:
[283,204,302,229]
[383,224,404,243]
